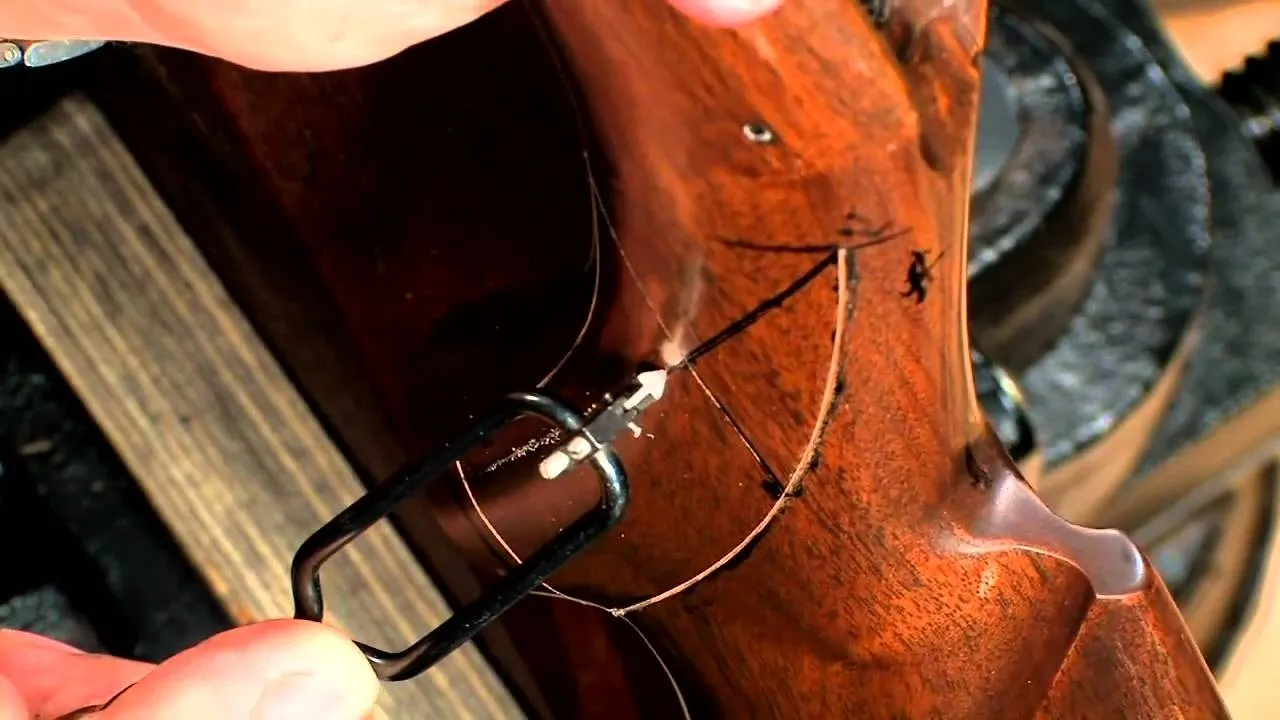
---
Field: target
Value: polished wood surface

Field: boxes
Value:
[83,0,1232,715]
[495,0,1222,716]
[0,96,520,720]
[87,17,615,711]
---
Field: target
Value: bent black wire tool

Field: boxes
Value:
[290,370,667,682]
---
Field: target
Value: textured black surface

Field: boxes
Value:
[0,453,124,654]
[1009,0,1210,467]
[970,4,1124,372]
[1218,40,1280,184]
[0,586,106,652]
[1100,2,1280,480]
[970,6,1089,278]
[0,296,230,661]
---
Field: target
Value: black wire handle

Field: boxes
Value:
[290,390,632,682]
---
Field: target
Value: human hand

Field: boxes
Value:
[0,620,379,719]
[0,0,783,72]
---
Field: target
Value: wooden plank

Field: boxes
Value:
[0,94,521,720]
[1217,459,1280,719]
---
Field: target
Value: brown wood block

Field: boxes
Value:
[1094,389,1280,719]
[1132,457,1274,657]
[1217,461,1280,718]
[74,0,1235,713]
[1098,387,1280,531]
[0,94,521,720]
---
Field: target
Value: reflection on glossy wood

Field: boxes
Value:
[466,0,1224,715]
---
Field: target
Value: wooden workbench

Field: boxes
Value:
[0,94,521,720]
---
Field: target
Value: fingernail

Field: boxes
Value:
[670,0,784,26]
[253,673,359,720]
[20,40,106,67]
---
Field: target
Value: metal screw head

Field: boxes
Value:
[741,122,777,144]
[0,43,21,69]
[861,0,893,24]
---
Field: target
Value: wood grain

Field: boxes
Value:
[1132,456,1272,658]
[471,0,1224,715]
[60,0,1235,713]
[0,94,521,720]
[1097,387,1280,532]
[1218,461,1280,719]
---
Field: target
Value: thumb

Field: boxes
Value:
[0,674,30,719]
[102,620,379,720]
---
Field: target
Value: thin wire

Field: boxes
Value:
[537,151,602,389]
[613,248,852,615]
[530,590,692,720]
[455,242,853,712]
[457,455,691,718]
[455,4,856,714]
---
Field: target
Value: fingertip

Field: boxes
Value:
[108,620,379,720]
[266,620,382,709]
[0,673,30,720]
[668,0,784,26]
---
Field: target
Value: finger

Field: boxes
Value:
[101,620,379,720]
[667,0,785,26]
[1,0,784,72]
[0,629,154,716]
[0,674,31,719]
[0,0,506,71]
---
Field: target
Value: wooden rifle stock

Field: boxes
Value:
[75,0,1234,714]
[487,0,1232,716]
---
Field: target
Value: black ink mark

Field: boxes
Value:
[713,396,786,495]
[837,219,895,239]
[965,447,992,490]
[708,522,777,577]
[683,249,839,364]
[721,212,909,255]
[762,477,786,500]
[761,477,807,501]
[690,218,909,366]
[901,248,946,304]
[680,212,908,514]
[721,238,837,254]
[805,451,822,473]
